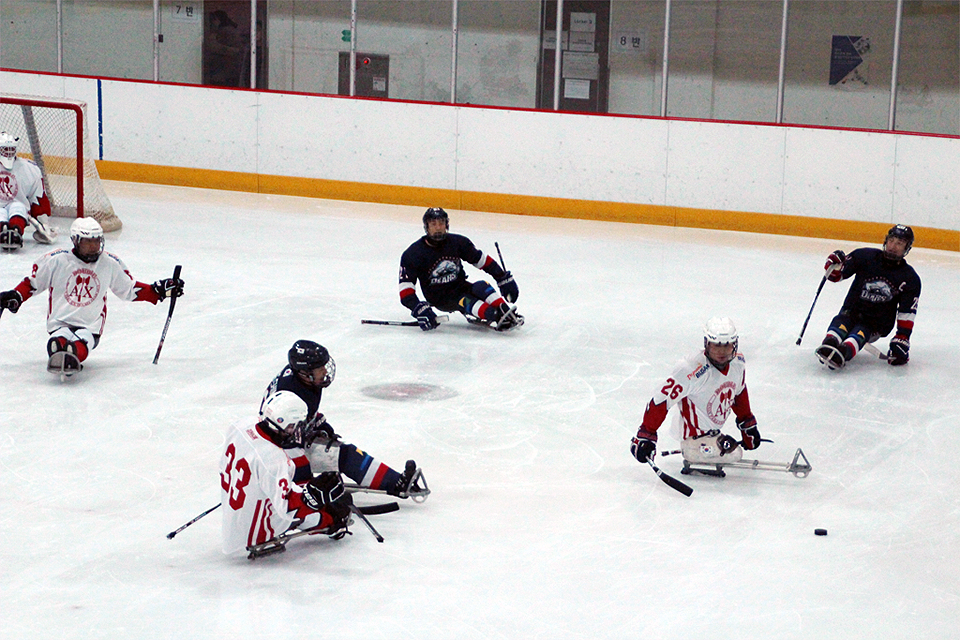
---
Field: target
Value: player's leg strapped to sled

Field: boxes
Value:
[457,280,524,331]
[46,327,99,379]
[816,311,880,370]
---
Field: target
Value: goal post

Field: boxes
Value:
[0,94,121,232]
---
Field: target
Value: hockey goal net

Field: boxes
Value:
[0,94,121,232]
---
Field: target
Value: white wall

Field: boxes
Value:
[2,70,957,232]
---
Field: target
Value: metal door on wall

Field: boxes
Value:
[537,0,610,113]
[202,0,268,88]
[338,54,390,98]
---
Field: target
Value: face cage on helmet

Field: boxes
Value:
[266,418,307,449]
[295,356,336,389]
[0,145,16,164]
[72,235,104,263]
[704,338,738,369]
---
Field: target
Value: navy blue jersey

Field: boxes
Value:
[399,233,504,311]
[261,365,323,419]
[837,247,921,337]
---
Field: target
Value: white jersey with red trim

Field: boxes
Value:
[219,420,320,555]
[645,350,749,440]
[23,248,147,334]
[0,159,44,211]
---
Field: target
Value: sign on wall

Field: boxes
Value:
[830,36,871,87]
[171,2,200,23]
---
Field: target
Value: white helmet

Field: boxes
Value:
[0,132,18,170]
[70,217,105,263]
[703,317,739,368]
[259,391,309,447]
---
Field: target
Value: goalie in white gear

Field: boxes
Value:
[220,391,354,555]
[630,317,763,469]
[0,217,185,375]
[0,131,57,250]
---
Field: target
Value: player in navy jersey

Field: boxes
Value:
[399,207,523,331]
[816,224,921,369]
[262,340,430,501]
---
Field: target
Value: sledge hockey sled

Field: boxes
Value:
[342,464,431,503]
[47,351,82,382]
[465,304,525,332]
[679,448,812,479]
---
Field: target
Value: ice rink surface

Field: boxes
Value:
[2,181,959,639]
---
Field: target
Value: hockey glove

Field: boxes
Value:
[736,414,762,450]
[887,336,910,366]
[412,301,439,331]
[303,414,339,449]
[630,429,657,463]
[152,277,185,300]
[0,289,22,313]
[323,491,354,539]
[497,271,519,303]
[824,250,846,282]
[717,434,740,456]
[303,471,346,511]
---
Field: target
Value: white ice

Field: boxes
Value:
[2,181,958,639]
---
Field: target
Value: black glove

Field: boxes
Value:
[303,471,346,511]
[717,434,740,456]
[824,250,846,282]
[412,301,439,331]
[303,414,338,449]
[887,336,910,366]
[0,289,22,313]
[323,491,354,539]
[736,415,761,450]
[497,271,519,303]
[152,277,184,300]
[630,430,657,463]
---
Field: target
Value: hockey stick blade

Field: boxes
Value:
[647,459,693,496]
[153,264,182,364]
[361,314,449,327]
[358,502,400,515]
[862,342,889,361]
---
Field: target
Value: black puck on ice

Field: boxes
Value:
[814,528,828,536]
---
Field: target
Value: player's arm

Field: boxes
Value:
[731,383,761,450]
[29,192,51,218]
[398,260,421,311]
[463,240,520,303]
[630,373,687,462]
[888,277,921,366]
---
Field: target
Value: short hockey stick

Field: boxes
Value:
[862,342,889,361]
[350,504,386,543]
[153,264,182,364]
[167,502,221,539]
[361,314,449,327]
[495,241,507,270]
[796,267,835,346]
[647,459,693,496]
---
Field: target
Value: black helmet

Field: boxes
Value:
[288,340,336,388]
[422,207,449,243]
[883,224,914,259]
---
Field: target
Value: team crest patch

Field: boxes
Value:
[65,268,101,307]
[705,381,736,425]
[430,259,460,285]
[0,170,20,201]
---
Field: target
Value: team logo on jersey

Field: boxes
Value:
[860,278,894,303]
[0,170,19,202]
[430,259,461,285]
[64,268,101,307]
[705,381,737,425]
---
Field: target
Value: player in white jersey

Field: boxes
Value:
[0,131,57,250]
[0,218,184,375]
[220,391,354,555]
[630,317,763,466]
